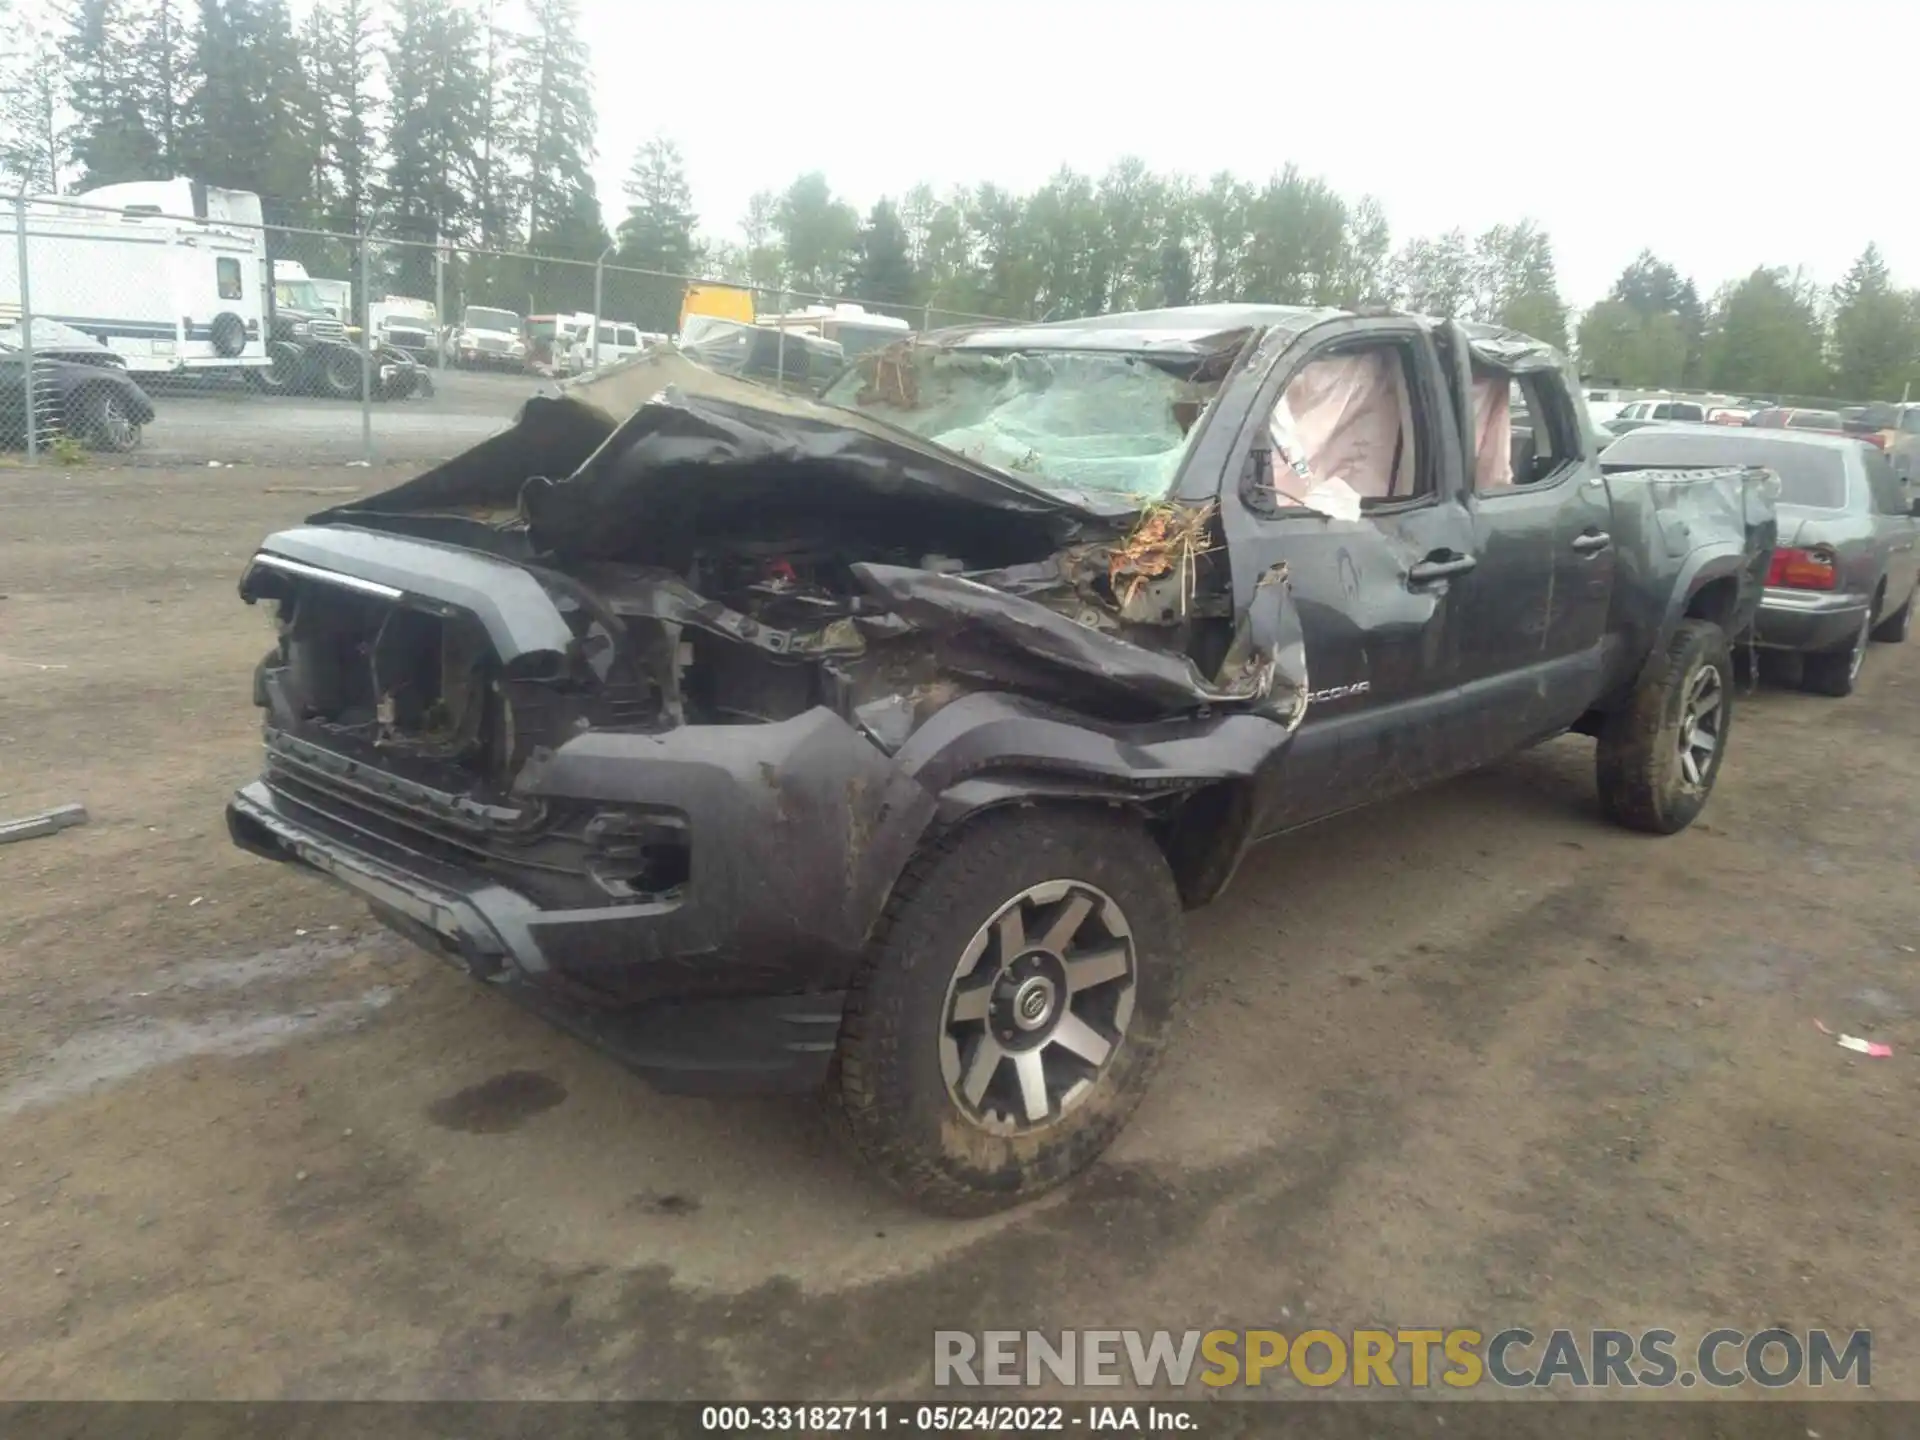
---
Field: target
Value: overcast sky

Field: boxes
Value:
[582,0,1917,310]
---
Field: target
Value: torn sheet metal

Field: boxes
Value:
[1451,320,1571,376]
[851,560,1307,723]
[316,348,1128,561]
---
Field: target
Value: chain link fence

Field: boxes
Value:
[2,191,1018,470]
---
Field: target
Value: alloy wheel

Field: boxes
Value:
[1676,662,1725,790]
[939,880,1137,1134]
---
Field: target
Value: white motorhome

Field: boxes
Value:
[0,177,269,376]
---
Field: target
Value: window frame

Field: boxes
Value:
[1238,327,1445,522]
[216,256,243,301]
[1478,367,1586,499]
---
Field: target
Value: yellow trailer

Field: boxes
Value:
[680,282,755,332]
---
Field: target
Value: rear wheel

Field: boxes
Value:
[832,808,1182,1215]
[248,343,300,394]
[1596,619,1732,834]
[1871,589,1912,644]
[1801,612,1870,697]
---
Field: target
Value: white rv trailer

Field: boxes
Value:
[0,177,270,375]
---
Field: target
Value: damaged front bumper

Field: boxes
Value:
[227,701,941,1094]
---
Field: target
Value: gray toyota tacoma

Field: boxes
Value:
[226,305,1778,1213]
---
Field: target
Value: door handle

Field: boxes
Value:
[1408,551,1478,583]
[1571,531,1612,553]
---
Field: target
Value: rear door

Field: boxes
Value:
[1863,445,1920,612]
[1453,363,1615,760]
[1210,316,1479,834]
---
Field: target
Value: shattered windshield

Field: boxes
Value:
[823,347,1210,500]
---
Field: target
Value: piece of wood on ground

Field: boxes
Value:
[0,803,90,845]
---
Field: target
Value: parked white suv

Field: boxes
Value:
[565,321,655,375]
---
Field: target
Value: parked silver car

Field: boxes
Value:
[1601,426,1920,696]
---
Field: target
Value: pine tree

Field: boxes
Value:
[304,0,379,238]
[473,0,522,252]
[134,0,192,177]
[381,0,483,293]
[1829,244,1918,400]
[848,199,916,313]
[64,0,161,187]
[511,0,597,255]
[1607,251,1706,382]
[182,0,314,218]
[615,136,699,330]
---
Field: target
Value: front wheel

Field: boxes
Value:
[1596,619,1733,834]
[832,808,1183,1215]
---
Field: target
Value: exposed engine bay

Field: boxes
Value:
[243,343,1309,805]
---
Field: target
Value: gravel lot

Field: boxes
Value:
[1,461,1917,1401]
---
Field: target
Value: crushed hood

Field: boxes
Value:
[316,348,1119,560]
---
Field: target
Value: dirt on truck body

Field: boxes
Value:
[228,305,1777,1213]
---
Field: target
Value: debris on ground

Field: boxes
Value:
[0,803,89,846]
[1815,1019,1895,1057]
[1837,1035,1894,1058]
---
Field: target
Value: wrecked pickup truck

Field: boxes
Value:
[226,304,1777,1214]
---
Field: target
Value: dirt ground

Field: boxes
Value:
[1,461,1916,1402]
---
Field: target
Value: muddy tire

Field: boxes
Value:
[1596,619,1732,835]
[1871,590,1912,644]
[1801,612,1870,697]
[831,807,1182,1215]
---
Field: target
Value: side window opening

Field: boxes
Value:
[1264,340,1429,517]
[1477,370,1577,493]
[217,256,243,301]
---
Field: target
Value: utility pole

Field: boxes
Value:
[592,241,615,372]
